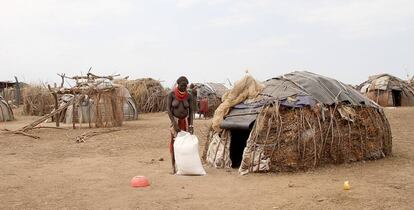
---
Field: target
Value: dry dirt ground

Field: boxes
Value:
[0,107,413,209]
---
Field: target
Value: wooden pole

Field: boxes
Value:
[72,95,77,129]
[18,96,81,132]
[47,84,60,127]
[54,93,59,127]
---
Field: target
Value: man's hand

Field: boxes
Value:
[188,126,194,134]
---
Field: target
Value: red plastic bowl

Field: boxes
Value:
[131,176,150,188]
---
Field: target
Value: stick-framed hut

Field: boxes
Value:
[359,74,414,107]
[204,71,392,174]
[49,72,137,128]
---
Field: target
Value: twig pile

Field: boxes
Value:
[75,128,123,143]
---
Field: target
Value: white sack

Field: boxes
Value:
[174,131,206,175]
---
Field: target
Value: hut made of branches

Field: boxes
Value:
[194,82,228,117]
[57,86,138,125]
[22,84,55,116]
[114,78,167,113]
[359,74,414,107]
[204,71,392,174]
[0,96,14,121]
[50,73,133,128]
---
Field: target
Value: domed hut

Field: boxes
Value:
[114,78,167,113]
[359,74,414,107]
[0,96,14,121]
[194,82,228,117]
[204,71,392,174]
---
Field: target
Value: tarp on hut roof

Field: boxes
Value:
[0,81,17,89]
[195,82,228,98]
[358,74,410,90]
[220,71,377,130]
[360,73,414,92]
[205,82,228,98]
[264,71,377,106]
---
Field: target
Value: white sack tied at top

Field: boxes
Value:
[174,131,206,175]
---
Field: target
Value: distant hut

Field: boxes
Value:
[22,85,55,116]
[114,78,167,113]
[359,74,414,107]
[0,78,22,106]
[58,85,138,125]
[0,96,14,121]
[45,72,139,128]
[194,82,228,117]
[204,71,392,174]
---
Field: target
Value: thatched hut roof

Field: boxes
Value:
[114,78,167,113]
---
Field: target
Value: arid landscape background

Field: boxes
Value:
[0,107,413,209]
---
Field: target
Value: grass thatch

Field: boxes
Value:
[114,78,167,113]
[22,85,54,116]
[242,104,392,172]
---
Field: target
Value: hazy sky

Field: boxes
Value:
[1,0,413,87]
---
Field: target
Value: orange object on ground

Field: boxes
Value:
[131,176,150,188]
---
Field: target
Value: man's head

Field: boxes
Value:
[176,76,189,92]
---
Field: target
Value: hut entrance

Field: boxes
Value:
[229,129,251,168]
[392,90,402,106]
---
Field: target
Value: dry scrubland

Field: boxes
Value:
[0,107,413,209]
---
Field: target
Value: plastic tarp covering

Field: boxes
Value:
[219,71,378,130]
[360,84,371,94]
[373,76,390,90]
[212,75,264,132]
[117,87,138,121]
[220,98,270,130]
[220,109,259,130]
[265,71,377,107]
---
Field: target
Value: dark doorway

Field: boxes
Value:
[392,90,402,106]
[229,129,251,168]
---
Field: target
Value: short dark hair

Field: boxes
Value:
[177,76,189,84]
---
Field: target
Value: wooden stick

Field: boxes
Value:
[17,95,82,132]
[48,84,59,127]
[75,128,122,143]
[30,126,68,130]
[11,131,40,139]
